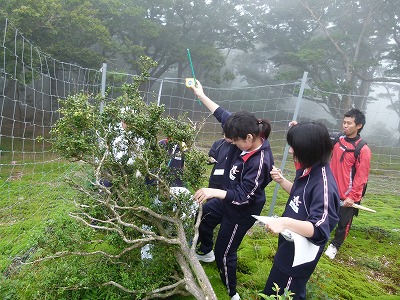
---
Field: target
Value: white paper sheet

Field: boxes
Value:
[252,215,320,267]
[290,231,319,267]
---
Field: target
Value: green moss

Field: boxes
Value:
[1,162,399,299]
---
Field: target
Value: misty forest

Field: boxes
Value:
[2,0,400,122]
[1,1,400,300]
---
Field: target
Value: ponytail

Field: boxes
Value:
[258,119,271,139]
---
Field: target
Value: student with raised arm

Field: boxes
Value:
[262,122,340,300]
[190,81,274,300]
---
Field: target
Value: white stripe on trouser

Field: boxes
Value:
[223,224,238,295]
[286,276,293,291]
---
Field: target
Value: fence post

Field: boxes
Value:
[100,63,107,113]
[268,71,308,216]
[157,79,164,106]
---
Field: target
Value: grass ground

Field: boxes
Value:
[0,162,399,299]
[196,187,400,300]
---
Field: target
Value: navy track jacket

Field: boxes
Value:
[208,138,230,189]
[274,163,340,278]
[213,107,274,225]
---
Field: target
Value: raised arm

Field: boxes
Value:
[190,80,219,114]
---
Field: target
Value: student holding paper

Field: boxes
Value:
[262,122,340,300]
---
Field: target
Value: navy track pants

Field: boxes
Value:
[197,198,254,297]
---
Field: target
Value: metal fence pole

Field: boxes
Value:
[157,79,164,106]
[100,63,107,113]
[268,71,308,216]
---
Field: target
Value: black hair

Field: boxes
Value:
[344,108,366,133]
[286,121,332,168]
[223,111,271,140]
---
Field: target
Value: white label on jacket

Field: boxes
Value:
[229,165,239,180]
[289,195,301,213]
[213,169,224,175]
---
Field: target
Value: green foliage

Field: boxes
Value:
[258,283,295,300]
[1,150,400,299]
[1,0,256,81]
[31,58,211,298]
[233,0,400,120]
[51,93,102,160]
[306,267,338,300]
[2,0,109,68]
[4,215,180,299]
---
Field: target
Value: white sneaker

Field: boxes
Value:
[231,293,240,300]
[196,250,215,263]
[324,244,338,259]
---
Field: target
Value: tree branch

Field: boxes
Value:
[355,74,400,84]
[299,0,350,73]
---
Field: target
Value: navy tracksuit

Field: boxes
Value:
[208,138,230,189]
[158,138,185,187]
[197,107,274,297]
[263,163,340,299]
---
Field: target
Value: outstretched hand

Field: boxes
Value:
[187,80,219,114]
[194,187,212,204]
[193,187,227,204]
[190,80,205,98]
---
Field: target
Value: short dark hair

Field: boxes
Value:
[344,108,366,133]
[287,121,332,168]
[223,111,271,140]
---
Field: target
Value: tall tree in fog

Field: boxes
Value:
[111,0,257,84]
[0,0,115,123]
[364,0,400,146]
[379,84,400,146]
[235,0,400,118]
[1,0,111,68]
[1,0,259,84]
